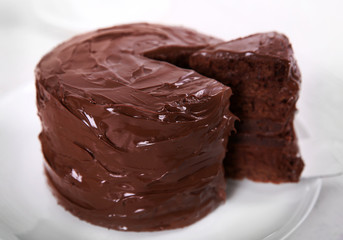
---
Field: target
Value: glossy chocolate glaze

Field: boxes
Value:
[190,32,304,183]
[36,23,236,231]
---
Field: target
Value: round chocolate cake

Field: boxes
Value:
[35,23,236,231]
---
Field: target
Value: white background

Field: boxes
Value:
[0,0,343,239]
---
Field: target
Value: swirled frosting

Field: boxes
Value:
[36,23,236,231]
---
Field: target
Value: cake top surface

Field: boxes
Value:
[202,32,294,61]
[36,23,229,122]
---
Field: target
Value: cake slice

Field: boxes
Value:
[190,32,304,183]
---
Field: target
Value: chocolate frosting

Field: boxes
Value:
[205,32,293,60]
[36,23,236,231]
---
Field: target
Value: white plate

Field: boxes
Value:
[0,84,322,240]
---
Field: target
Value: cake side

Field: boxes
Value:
[189,32,304,183]
[36,23,236,231]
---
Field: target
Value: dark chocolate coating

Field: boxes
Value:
[35,23,236,231]
[190,32,304,183]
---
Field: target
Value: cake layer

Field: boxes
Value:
[36,23,236,231]
[235,117,294,136]
[190,32,304,183]
[225,142,304,183]
[189,53,300,100]
[229,95,297,120]
[231,123,296,147]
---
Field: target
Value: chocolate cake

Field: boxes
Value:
[36,24,305,231]
[189,32,304,183]
[35,23,236,231]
